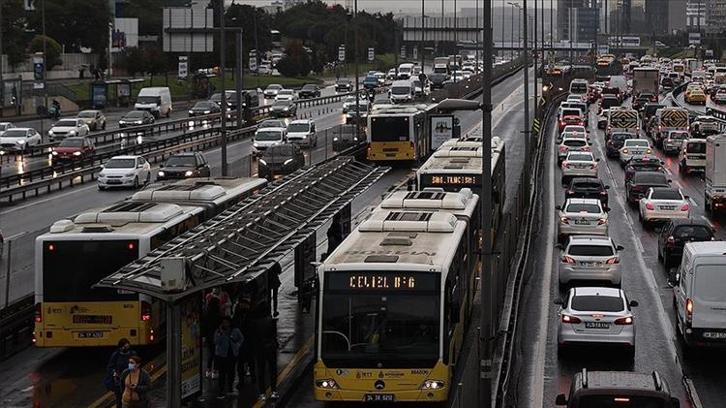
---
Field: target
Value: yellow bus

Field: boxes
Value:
[366,105,431,164]
[33,177,266,347]
[314,204,477,403]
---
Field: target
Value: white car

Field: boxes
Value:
[558,235,624,287]
[618,139,652,165]
[252,127,286,155]
[48,118,89,141]
[561,151,599,183]
[556,287,637,358]
[0,122,15,136]
[342,96,366,113]
[0,128,42,152]
[638,187,690,226]
[558,134,590,163]
[562,125,587,134]
[264,84,283,99]
[97,155,151,190]
[286,119,317,147]
[557,198,609,241]
[275,89,297,102]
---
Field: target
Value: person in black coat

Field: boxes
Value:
[251,305,279,401]
[105,338,136,408]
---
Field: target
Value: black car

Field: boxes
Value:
[335,79,353,93]
[624,155,665,183]
[157,152,211,180]
[606,133,630,158]
[332,125,365,152]
[641,103,665,128]
[565,177,610,205]
[428,72,448,89]
[210,91,238,110]
[600,95,621,109]
[625,171,670,204]
[258,144,305,179]
[658,219,714,269]
[119,110,155,128]
[270,100,297,117]
[298,84,321,99]
[632,93,654,111]
[188,101,221,117]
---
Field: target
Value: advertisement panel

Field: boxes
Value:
[112,18,139,52]
[430,115,454,150]
[180,296,202,400]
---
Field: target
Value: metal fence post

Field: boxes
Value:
[4,239,11,308]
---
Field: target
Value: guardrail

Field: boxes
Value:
[669,82,726,133]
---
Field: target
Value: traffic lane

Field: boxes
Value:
[540,110,690,406]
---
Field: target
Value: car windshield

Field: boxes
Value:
[564,140,586,147]
[193,102,214,109]
[651,189,681,200]
[267,85,282,90]
[571,295,624,312]
[686,142,706,153]
[288,123,310,133]
[568,244,614,256]
[392,86,411,95]
[566,203,601,213]
[321,272,439,368]
[263,145,295,157]
[562,109,582,116]
[673,225,712,239]
[337,80,351,85]
[165,156,196,167]
[259,120,284,128]
[567,154,592,161]
[273,100,292,107]
[255,131,282,141]
[59,139,84,147]
[632,164,662,172]
[2,129,28,138]
[302,85,317,90]
[573,181,602,190]
[55,120,78,127]
[125,111,145,118]
[669,132,688,139]
[278,90,294,95]
[612,134,629,141]
[137,96,160,104]
[626,140,649,147]
[104,158,136,169]
[577,395,666,407]
[78,111,96,118]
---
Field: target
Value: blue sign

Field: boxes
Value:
[33,62,44,81]
[92,84,107,109]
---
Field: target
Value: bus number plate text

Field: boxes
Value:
[364,394,394,402]
[76,331,104,339]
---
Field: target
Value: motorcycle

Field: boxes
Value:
[48,104,61,120]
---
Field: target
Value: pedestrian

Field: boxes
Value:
[105,338,136,408]
[251,305,279,402]
[206,287,231,317]
[214,317,243,397]
[268,263,282,318]
[203,296,223,378]
[232,296,254,388]
[120,355,151,408]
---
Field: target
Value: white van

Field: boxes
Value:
[678,138,706,174]
[673,241,726,349]
[397,63,414,80]
[389,80,414,103]
[134,87,172,118]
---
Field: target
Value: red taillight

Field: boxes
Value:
[614,316,634,325]
[681,203,690,211]
[600,190,607,195]
[581,146,591,152]
[562,256,576,264]
[561,314,582,324]
[128,242,135,250]
[141,301,152,322]
[34,303,42,323]
[560,146,568,153]
[562,162,571,169]
[567,190,574,195]
[606,257,620,264]
[666,236,676,247]
[645,202,655,210]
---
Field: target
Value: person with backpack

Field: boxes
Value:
[105,338,136,408]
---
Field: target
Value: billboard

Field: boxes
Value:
[180,296,202,400]
[163,6,215,53]
[112,18,139,52]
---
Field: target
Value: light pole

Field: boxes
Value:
[523,0,530,163]
[421,0,425,70]
[218,0,228,176]
[508,2,520,58]
[354,0,360,142]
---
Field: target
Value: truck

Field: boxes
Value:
[705,134,726,213]
[632,67,659,97]
[433,57,450,74]
[651,107,689,147]
[606,108,640,137]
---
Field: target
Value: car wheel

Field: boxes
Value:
[98,185,106,191]
[625,345,635,360]
[145,173,151,185]
[133,177,139,189]
[102,122,106,130]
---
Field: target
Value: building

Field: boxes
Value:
[644,0,686,34]
[688,0,707,29]
[705,0,726,33]
[558,0,599,41]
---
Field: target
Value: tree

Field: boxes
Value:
[29,35,63,70]
[27,0,111,54]
[144,45,168,82]
[117,47,145,77]
[1,0,28,69]
[276,40,311,77]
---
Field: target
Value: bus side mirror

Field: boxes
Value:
[555,394,568,406]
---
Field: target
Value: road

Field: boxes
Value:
[511,94,726,408]
[673,88,725,115]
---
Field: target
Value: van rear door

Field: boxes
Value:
[692,261,726,331]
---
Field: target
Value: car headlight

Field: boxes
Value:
[333,137,339,141]
[283,158,293,165]
[134,121,143,125]
[99,172,106,177]
[283,107,289,111]
[17,139,26,145]
[421,380,445,390]
[204,110,211,114]
[259,159,267,166]
[188,110,194,114]
[48,130,54,135]
[51,151,58,155]
[158,171,165,177]
[253,142,259,148]
[69,130,77,135]
[353,137,358,141]
[73,151,82,156]
[315,379,339,389]
[125,172,135,177]
[184,170,194,177]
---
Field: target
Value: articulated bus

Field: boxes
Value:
[314,207,476,403]
[33,177,266,347]
[366,104,433,164]
[416,137,506,236]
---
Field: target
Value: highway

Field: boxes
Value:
[510,93,726,408]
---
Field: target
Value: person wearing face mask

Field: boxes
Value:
[105,338,137,408]
[120,355,151,408]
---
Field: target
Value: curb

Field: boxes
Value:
[683,377,703,408]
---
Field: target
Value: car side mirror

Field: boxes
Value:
[616,245,625,251]
[555,394,568,406]
[555,243,564,250]
[605,185,610,189]
[629,300,639,307]
[555,205,562,210]
[668,179,672,183]
[684,195,690,199]
[553,298,563,305]
[604,206,611,212]
[596,158,601,162]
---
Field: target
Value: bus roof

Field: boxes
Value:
[380,189,479,220]
[321,209,467,274]
[132,177,266,207]
[417,137,503,175]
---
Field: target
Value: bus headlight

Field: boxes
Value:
[315,379,339,389]
[421,380,445,390]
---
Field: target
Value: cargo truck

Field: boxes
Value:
[632,67,660,97]
[705,134,726,213]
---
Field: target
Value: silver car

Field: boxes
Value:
[557,198,609,241]
[638,187,690,225]
[619,139,652,165]
[561,151,599,183]
[557,287,638,358]
[662,130,688,155]
[558,235,624,287]
[557,135,590,163]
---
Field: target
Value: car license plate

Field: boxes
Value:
[660,205,676,210]
[574,220,590,225]
[703,332,726,339]
[365,394,395,402]
[581,261,601,267]
[76,331,104,339]
[585,322,610,329]
[107,180,122,185]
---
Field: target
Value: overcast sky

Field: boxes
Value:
[235,0,548,14]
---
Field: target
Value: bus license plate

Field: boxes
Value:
[77,331,104,339]
[365,394,394,402]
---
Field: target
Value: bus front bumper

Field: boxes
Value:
[314,387,448,402]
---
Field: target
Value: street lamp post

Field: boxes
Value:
[218,0,228,176]
[354,0,360,142]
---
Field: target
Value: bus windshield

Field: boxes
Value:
[321,273,440,368]
[370,116,410,142]
[42,240,139,302]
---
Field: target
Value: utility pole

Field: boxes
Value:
[218,0,228,176]
[479,0,495,405]
[524,0,530,160]
[0,1,4,112]
[534,0,538,111]
[354,0,360,142]
[236,30,243,130]
[421,0,425,70]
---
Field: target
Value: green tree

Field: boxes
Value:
[28,0,111,53]
[144,45,168,83]
[276,40,311,77]
[117,47,145,77]
[29,35,63,70]
[1,0,29,69]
